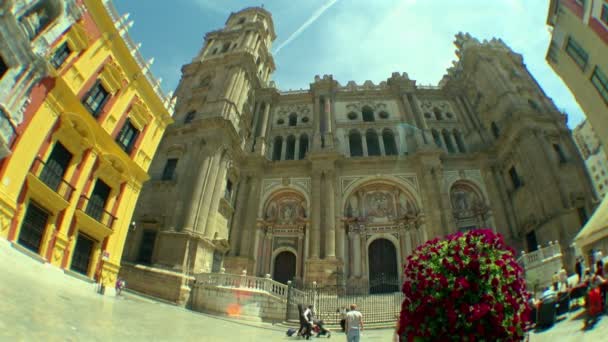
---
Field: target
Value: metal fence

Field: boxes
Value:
[286,280,404,325]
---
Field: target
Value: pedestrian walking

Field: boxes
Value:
[115,278,125,295]
[575,257,583,284]
[345,303,363,342]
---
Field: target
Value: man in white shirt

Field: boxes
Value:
[345,303,363,342]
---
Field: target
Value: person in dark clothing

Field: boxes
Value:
[297,304,312,339]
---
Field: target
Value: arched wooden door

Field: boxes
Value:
[368,238,399,293]
[273,251,296,284]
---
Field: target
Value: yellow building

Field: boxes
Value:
[546,0,608,254]
[0,0,173,290]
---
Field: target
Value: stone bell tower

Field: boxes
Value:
[125,7,276,280]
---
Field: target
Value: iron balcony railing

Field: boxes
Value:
[77,195,117,230]
[31,157,75,202]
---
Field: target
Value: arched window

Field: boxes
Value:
[362,106,375,122]
[432,129,442,148]
[299,134,309,160]
[221,42,231,53]
[442,129,455,153]
[382,129,398,156]
[453,129,466,153]
[184,111,195,124]
[349,131,363,157]
[434,108,442,120]
[272,136,283,161]
[288,113,297,127]
[491,122,500,138]
[285,135,296,160]
[366,130,381,156]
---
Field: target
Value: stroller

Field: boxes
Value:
[312,319,331,338]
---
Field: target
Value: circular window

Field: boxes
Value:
[424,112,432,119]
[301,117,309,123]
[446,112,453,119]
[379,111,389,119]
[347,112,358,120]
[277,119,285,125]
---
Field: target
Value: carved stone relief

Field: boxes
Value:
[450,182,488,220]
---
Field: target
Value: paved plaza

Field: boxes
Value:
[0,241,394,341]
[2,240,608,341]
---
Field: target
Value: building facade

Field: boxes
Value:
[546,0,608,255]
[122,7,595,303]
[0,0,173,291]
[573,119,608,198]
[547,0,608,153]
[0,0,82,159]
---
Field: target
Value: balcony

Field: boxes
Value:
[25,157,75,214]
[32,157,75,202]
[74,195,116,240]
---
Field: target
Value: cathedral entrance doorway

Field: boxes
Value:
[273,251,296,284]
[368,238,398,294]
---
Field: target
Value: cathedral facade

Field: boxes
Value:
[120,7,595,300]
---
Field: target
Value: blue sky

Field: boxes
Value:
[114,0,585,127]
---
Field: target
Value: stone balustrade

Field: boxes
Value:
[517,240,562,269]
[194,271,289,298]
[517,241,564,292]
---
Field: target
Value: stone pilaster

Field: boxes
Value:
[310,171,321,258]
[324,170,336,258]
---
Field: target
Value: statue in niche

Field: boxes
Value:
[298,201,307,219]
[266,202,277,221]
[282,204,295,224]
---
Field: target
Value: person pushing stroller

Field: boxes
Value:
[305,305,331,338]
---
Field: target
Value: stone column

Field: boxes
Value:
[231,177,250,256]
[313,97,322,149]
[404,229,412,256]
[226,70,242,101]
[303,223,310,279]
[251,102,261,135]
[294,137,301,160]
[256,104,271,155]
[182,146,213,231]
[324,171,336,258]
[324,97,333,134]
[239,177,261,256]
[204,156,230,239]
[352,232,361,277]
[407,93,428,130]
[379,132,386,156]
[297,234,304,279]
[336,221,345,262]
[400,94,416,125]
[362,134,369,156]
[280,137,287,161]
[262,231,272,276]
[310,171,321,258]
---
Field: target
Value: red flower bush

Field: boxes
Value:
[398,229,530,341]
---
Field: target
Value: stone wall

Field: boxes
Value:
[119,263,193,305]
[190,284,287,323]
